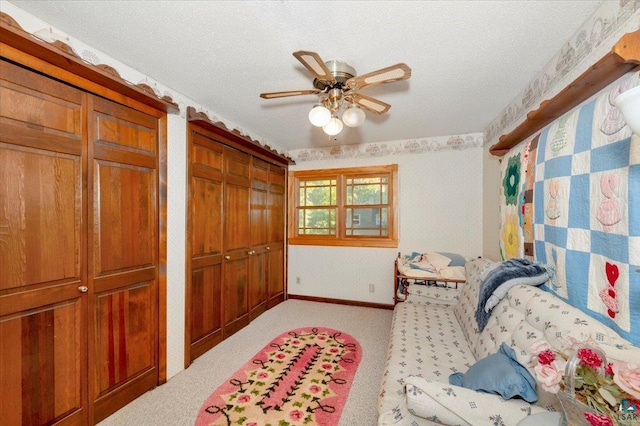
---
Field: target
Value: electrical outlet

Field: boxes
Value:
[369,284,375,293]
[296,276,301,284]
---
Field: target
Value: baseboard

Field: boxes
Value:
[287,294,394,310]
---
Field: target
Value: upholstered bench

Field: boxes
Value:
[377,258,640,425]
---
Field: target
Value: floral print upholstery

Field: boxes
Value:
[378,258,640,425]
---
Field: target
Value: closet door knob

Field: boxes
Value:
[224,255,231,260]
[78,286,88,293]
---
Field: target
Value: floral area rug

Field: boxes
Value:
[195,327,362,426]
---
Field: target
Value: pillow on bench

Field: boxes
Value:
[405,376,548,425]
[448,343,538,403]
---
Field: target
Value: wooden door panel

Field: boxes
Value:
[186,127,225,364]
[224,184,250,252]
[94,161,156,275]
[251,188,268,247]
[0,145,81,290]
[192,133,223,174]
[0,59,87,426]
[249,251,266,319]
[192,178,223,256]
[223,257,249,336]
[93,281,155,397]
[190,264,223,358]
[0,60,82,145]
[224,148,250,185]
[0,298,84,426]
[268,167,285,244]
[89,96,159,422]
[93,98,156,155]
[267,243,285,308]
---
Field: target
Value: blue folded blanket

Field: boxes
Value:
[475,258,554,332]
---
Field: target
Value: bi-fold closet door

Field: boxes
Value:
[0,59,164,425]
[186,123,286,366]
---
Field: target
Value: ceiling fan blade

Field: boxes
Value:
[293,51,336,84]
[260,89,321,99]
[346,63,411,90]
[350,93,391,114]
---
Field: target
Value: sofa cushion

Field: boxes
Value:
[448,343,538,402]
[405,376,549,426]
[406,284,461,306]
[454,258,498,354]
[378,301,475,417]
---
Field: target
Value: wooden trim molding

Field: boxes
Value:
[490,30,640,157]
[0,11,179,114]
[287,294,394,310]
[187,106,295,166]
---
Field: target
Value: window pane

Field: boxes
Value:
[298,208,336,235]
[345,207,388,236]
[299,179,336,207]
[346,176,388,206]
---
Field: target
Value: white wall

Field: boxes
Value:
[288,148,483,304]
[482,143,501,261]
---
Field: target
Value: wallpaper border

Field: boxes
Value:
[484,2,640,146]
[287,133,484,162]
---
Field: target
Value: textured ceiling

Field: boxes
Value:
[9,0,603,151]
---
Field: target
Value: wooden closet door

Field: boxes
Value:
[186,127,224,364]
[88,95,159,422]
[267,166,286,309]
[249,159,269,320]
[223,147,251,337]
[0,59,88,426]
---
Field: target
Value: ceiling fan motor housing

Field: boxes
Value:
[313,60,356,90]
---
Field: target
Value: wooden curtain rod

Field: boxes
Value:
[490,30,640,157]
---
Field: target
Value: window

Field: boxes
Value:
[288,164,398,247]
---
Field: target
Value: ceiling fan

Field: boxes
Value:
[260,51,411,135]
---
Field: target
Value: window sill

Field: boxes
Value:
[288,237,398,248]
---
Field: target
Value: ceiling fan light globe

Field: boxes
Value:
[308,105,331,127]
[342,105,366,127]
[323,116,343,135]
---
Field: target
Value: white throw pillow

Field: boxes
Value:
[425,252,453,270]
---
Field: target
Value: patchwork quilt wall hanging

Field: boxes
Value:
[499,70,640,346]
[499,133,537,261]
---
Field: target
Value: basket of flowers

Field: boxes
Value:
[530,339,640,426]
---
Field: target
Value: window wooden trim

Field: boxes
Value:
[288,164,398,248]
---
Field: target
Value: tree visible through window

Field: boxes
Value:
[289,165,397,247]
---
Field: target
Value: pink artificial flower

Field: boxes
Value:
[578,348,603,368]
[289,410,304,421]
[583,412,613,426]
[605,362,614,376]
[612,361,640,399]
[534,360,565,393]
[538,349,556,365]
[530,341,552,355]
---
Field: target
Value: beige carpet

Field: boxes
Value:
[98,300,393,426]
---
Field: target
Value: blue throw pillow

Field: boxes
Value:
[448,343,538,402]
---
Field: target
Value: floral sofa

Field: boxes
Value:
[377,258,640,425]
